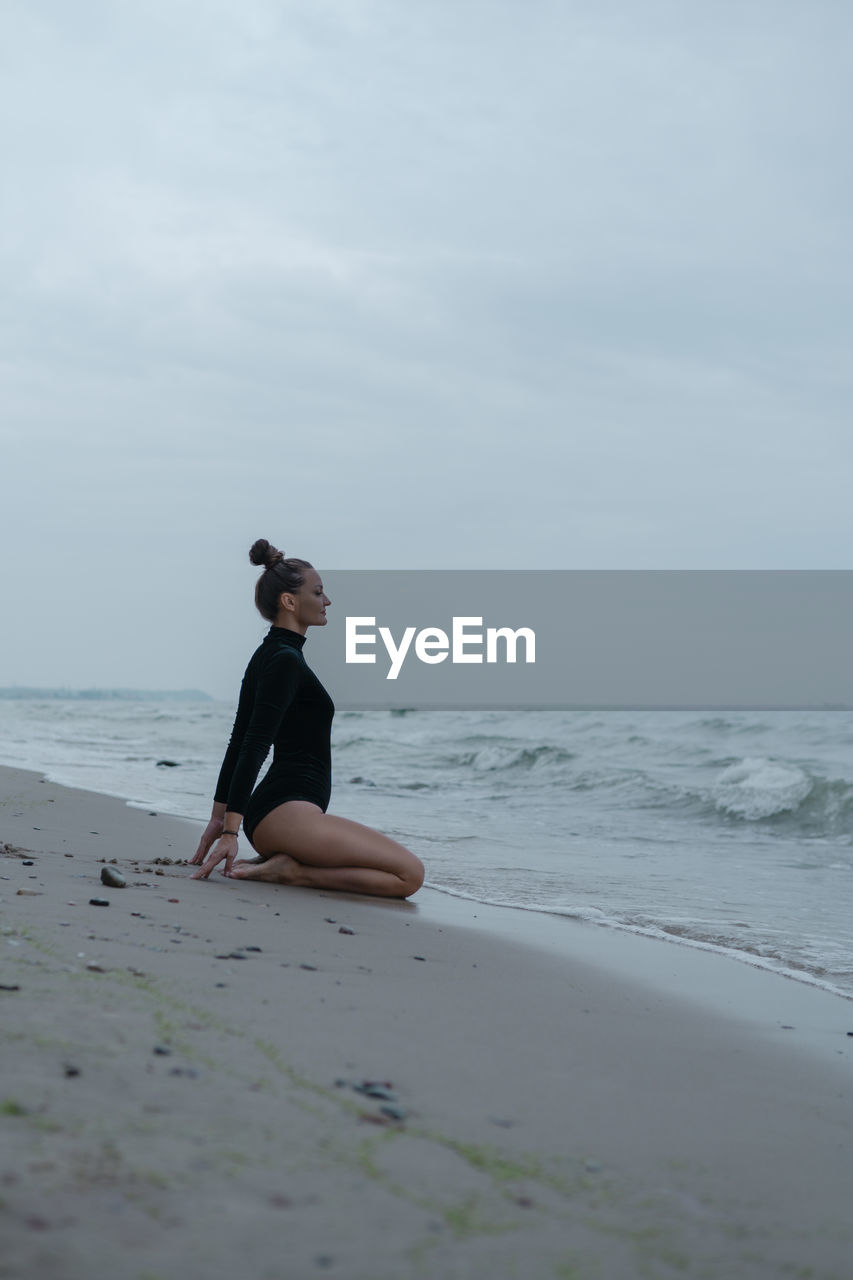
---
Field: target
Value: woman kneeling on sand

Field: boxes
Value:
[190,539,424,899]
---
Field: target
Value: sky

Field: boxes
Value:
[2,0,852,695]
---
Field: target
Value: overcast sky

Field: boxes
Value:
[2,1,851,695]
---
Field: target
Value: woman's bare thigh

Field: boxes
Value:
[251,801,424,882]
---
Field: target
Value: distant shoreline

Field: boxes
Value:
[0,687,214,701]
[0,689,850,710]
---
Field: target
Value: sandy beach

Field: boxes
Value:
[1,763,852,1279]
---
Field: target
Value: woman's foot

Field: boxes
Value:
[227,852,302,883]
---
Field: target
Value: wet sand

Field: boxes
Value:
[1,764,852,1279]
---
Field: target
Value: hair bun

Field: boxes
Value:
[249,538,284,570]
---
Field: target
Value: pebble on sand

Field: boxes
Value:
[100,866,126,888]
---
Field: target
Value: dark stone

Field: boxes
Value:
[89,898,110,907]
[353,1082,396,1100]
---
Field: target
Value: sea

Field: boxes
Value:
[1,698,851,1000]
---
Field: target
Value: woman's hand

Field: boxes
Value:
[190,832,239,880]
[191,817,225,866]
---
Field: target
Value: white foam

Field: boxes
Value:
[713,756,812,820]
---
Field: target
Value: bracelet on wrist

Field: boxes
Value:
[222,829,239,837]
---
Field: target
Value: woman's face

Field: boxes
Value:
[282,568,330,631]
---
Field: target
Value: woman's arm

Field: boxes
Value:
[217,649,301,815]
[190,649,301,879]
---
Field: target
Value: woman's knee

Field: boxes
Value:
[400,853,425,897]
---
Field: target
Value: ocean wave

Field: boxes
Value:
[452,743,576,773]
[713,757,813,820]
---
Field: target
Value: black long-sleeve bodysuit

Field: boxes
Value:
[214,626,335,846]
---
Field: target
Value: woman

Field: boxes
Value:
[190,539,425,898]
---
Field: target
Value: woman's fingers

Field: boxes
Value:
[190,832,238,880]
[190,820,225,866]
[190,846,224,879]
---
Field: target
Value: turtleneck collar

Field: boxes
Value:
[267,626,307,650]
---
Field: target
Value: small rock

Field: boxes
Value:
[0,984,21,992]
[16,889,42,897]
[156,760,180,768]
[413,955,426,962]
[300,964,317,971]
[22,860,34,866]
[167,898,180,903]
[338,926,355,936]
[89,898,110,907]
[153,1045,172,1056]
[353,1081,396,1100]
[63,1064,81,1078]
[245,946,262,952]
[100,866,126,888]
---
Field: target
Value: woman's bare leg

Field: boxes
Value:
[229,801,425,899]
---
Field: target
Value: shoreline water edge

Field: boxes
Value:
[2,700,852,1002]
[1,763,852,1278]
